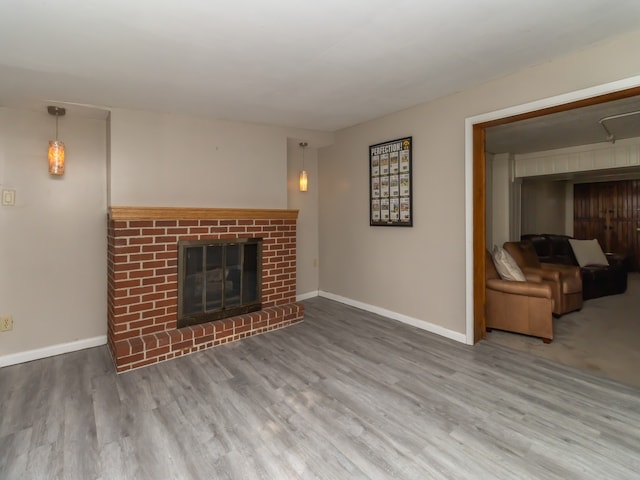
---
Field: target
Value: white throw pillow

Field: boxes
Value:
[568,238,609,267]
[492,246,526,281]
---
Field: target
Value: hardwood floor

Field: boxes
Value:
[1,297,639,479]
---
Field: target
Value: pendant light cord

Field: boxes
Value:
[299,141,308,168]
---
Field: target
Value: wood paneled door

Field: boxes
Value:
[574,180,640,271]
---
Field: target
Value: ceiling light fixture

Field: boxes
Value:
[299,142,308,192]
[47,106,66,176]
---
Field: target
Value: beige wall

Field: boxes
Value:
[109,108,289,208]
[0,107,108,358]
[485,153,493,248]
[565,182,575,236]
[521,179,568,235]
[108,109,334,203]
[319,29,640,338]
[287,139,320,297]
[491,153,513,247]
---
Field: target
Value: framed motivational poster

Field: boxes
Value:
[369,136,412,227]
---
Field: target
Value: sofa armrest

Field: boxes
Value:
[524,272,543,283]
[540,262,581,279]
[486,279,553,298]
[605,253,626,268]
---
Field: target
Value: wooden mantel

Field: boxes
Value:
[109,206,299,221]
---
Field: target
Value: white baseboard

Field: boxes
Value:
[318,291,467,344]
[297,290,319,301]
[0,335,107,368]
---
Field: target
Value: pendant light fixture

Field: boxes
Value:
[299,141,308,192]
[47,106,66,176]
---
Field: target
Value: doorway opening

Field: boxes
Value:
[469,82,640,344]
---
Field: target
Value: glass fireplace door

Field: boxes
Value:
[178,238,262,327]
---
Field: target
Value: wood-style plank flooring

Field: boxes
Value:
[1,297,639,479]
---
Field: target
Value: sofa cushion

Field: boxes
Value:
[568,238,609,267]
[522,234,551,258]
[492,246,526,281]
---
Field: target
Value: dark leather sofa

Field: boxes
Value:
[521,234,628,300]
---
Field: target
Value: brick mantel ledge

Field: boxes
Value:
[109,206,298,221]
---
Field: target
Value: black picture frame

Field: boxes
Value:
[369,136,413,227]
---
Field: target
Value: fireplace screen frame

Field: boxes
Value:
[177,237,262,328]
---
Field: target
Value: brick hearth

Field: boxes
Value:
[107,207,303,372]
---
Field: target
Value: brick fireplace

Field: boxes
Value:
[107,206,303,373]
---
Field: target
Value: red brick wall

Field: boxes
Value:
[107,210,303,372]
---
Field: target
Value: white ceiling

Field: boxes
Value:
[1,0,640,131]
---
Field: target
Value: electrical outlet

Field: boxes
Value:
[2,189,16,206]
[0,315,13,332]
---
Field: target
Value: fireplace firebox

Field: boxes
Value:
[178,238,262,327]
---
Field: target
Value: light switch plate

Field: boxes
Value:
[2,189,16,206]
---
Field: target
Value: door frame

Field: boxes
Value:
[465,75,640,344]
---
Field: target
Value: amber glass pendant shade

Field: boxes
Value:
[47,106,66,176]
[299,141,308,192]
[299,170,308,192]
[48,140,65,175]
